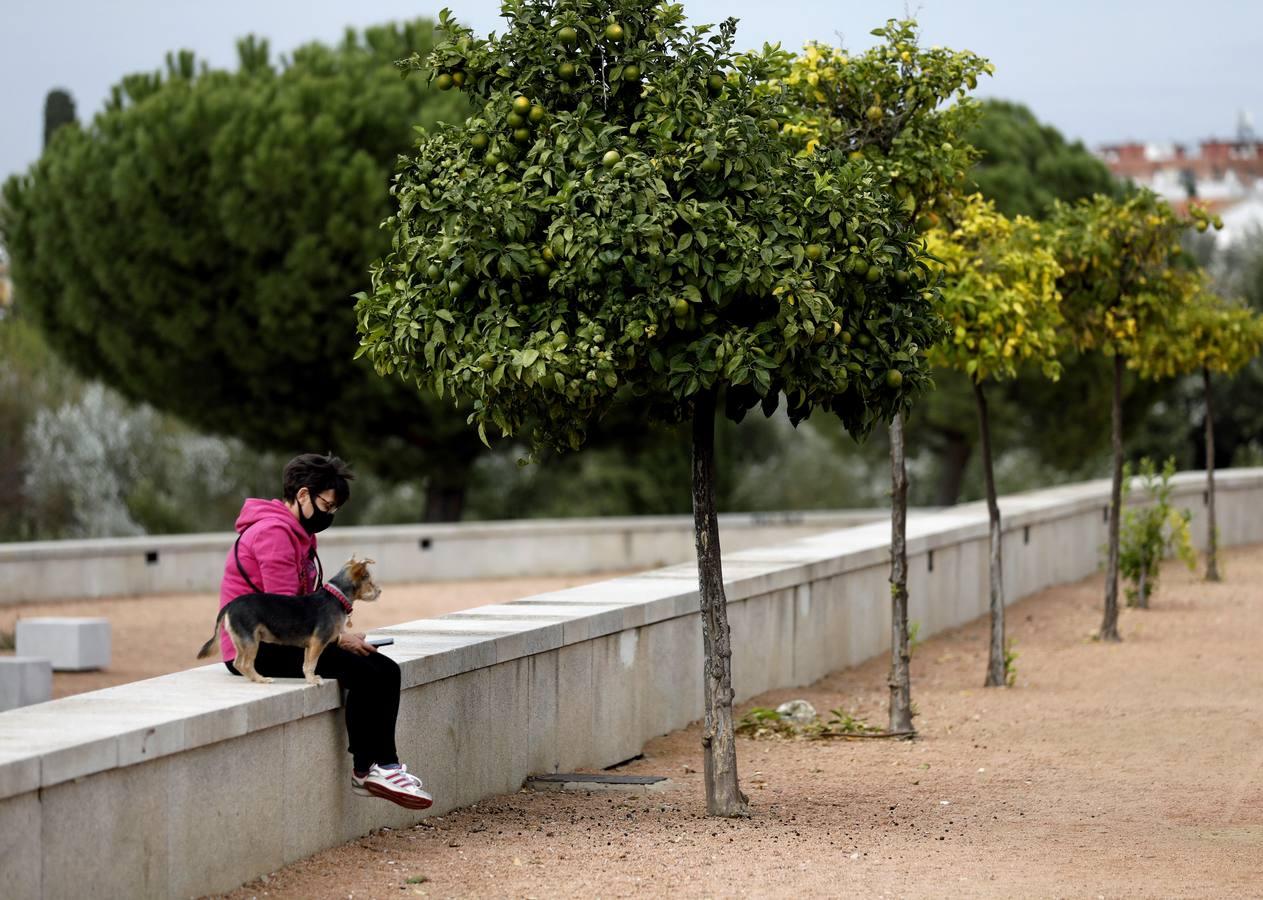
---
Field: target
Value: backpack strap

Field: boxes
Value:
[311,547,324,591]
[233,523,264,595]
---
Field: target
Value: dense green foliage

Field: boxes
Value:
[1051,191,1202,357]
[1199,238,1263,467]
[1134,290,1263,381]
[773,23,990,195]
[773,20,991,229]
[359,4,942,453]
[926,194,1063,384]
[966,99,1120,219]
[1,22,478,510]
[0,312,79,540]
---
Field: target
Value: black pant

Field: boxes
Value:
[226,643,401,772]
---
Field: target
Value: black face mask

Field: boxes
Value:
[298,491,335,535]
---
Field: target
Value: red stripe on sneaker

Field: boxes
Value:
[365,781,433,809]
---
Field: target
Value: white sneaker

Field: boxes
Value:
[351,763,432,809]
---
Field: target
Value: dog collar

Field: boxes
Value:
[324,583,353,614]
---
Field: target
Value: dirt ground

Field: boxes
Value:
[0,572,633,697]
[209,544,1263,900]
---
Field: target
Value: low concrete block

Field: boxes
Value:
[0,657,52,711]
[15,618,110,671]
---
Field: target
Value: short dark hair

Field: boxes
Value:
[282,453,354,507]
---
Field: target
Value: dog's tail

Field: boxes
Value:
[196,605,230,659]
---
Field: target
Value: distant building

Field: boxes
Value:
[1097,113,1263,245]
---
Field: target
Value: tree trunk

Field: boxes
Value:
[935,431,972,508]
[1204,367,1221,582]
[691,391,749,818]
[888,412,915,733]
[1101,354,1124,642]
[1135,566,1149,610]
[424,467,469,522]
[974,382,1006,688]
[421,484,467,520]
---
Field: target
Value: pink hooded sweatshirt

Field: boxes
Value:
[217,498,319,661]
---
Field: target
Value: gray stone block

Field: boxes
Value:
[40,758,170,900]
[281,712,369,862]
[482,659,533,795]
[0,657,52,711]
[0,791,40,900]
[588,630,644,766]
[398,675,463,816]
[165,726,286,899]
[844,565,890,668]
[0,750,39,799]
[637,614,702,738]
[791,579,832,685]
[15,617,110,670]
[554,640,596,772]
[523,650,560,775]
[729,588,795,703]
[399,664,528,814]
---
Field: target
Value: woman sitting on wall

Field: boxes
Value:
[217,452,432,809]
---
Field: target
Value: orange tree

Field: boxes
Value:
[1132,289,1263,582]
[926,194,1063,686]
[1050,191,1209,639]
[770,19,991,731]
[355,1,942,816]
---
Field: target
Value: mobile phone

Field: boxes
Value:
[367,637,394,647]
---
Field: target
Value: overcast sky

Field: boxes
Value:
[2,0,1261,181]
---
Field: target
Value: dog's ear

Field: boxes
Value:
[347,557,371,582]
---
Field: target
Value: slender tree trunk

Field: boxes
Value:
[691,391,749,818]
[1204,367,1221,582]
[422,483,466,522]
[888,412,915,733]
[1135,566,1149,610]
[974,382,1006,688]
[1101,354,1124,642]
[935,431,972,508]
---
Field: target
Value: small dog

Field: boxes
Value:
[197,556,382,685]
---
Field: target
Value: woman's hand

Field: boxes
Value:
[337,632,377,656]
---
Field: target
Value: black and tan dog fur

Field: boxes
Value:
[197,557,382,685]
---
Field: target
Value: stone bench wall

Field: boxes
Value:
[1,471,1258,899]
[0,510,886,606]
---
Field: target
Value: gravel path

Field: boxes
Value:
[212,544,1263,899]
